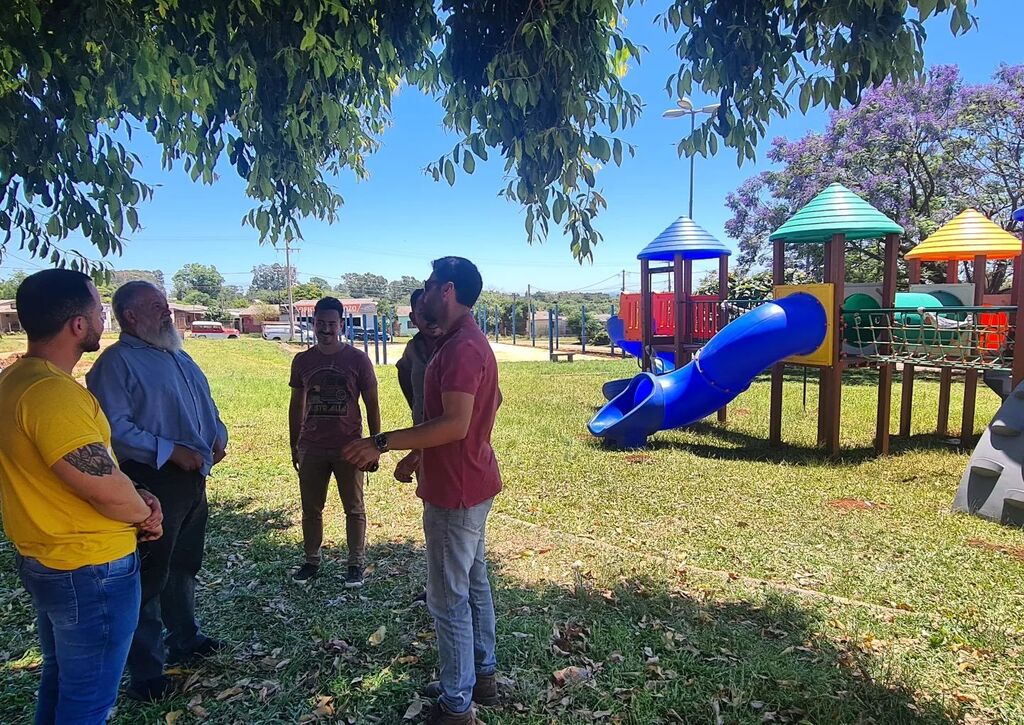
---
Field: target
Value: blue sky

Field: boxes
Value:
[2,0,1019,296]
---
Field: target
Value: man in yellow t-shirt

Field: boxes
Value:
[0,269,163,725]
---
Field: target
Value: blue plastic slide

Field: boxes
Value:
[589,293,828,447]
[602,316,674,400]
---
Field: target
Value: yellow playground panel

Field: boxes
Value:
[775,283,836,367]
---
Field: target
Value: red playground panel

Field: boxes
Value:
[618,292,724,342]
[978,310,1009,352]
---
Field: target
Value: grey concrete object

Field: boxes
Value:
[954,379,1024,527]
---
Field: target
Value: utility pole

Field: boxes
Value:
[285,239,295,342]
[621,270,626,292]
[526,284,533,346]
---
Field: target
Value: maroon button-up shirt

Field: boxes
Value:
[417,313,502,509]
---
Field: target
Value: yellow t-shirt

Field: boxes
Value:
[0,357,136,569]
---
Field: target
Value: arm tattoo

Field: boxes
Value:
[63,443,115,476]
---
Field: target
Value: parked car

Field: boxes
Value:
[345,325,389,343]
[262,322,307,341]
[190,321,240,339]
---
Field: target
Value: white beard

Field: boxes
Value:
[138,321,183,352]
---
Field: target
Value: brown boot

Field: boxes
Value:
[471,674,499,706]
[423,674,500,707]
[424,702,482,724]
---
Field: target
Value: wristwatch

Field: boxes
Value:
[373,432,390,453]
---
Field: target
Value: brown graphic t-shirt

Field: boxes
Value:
[289,345,377,453]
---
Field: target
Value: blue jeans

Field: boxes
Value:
[423,497,497,714]
[16,551,141,725]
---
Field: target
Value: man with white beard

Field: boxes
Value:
[87,281,229,702]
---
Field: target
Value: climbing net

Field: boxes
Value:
[843,306,1014,371]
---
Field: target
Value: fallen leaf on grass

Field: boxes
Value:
[187,695,208,719]
[552,665,593,687]
[368,625,386,647]
[165,712,183,725]
[216,686,244,701]
[396,655,419,665]
[403,698,427,719]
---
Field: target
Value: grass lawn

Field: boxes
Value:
[1,339,1022,724]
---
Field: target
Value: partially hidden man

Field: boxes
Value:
[87,281,228,702]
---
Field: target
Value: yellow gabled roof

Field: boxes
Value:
[905,209,1022,261]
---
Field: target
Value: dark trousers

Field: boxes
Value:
[121,460,209,685]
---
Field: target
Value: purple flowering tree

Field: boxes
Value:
[725,65,1024,290]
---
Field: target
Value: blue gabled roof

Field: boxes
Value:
[637,216,731,261]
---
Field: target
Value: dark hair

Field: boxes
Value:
[16,269,97,342]
[431,257,482,307]
[410,288,424,308]
[112,280,160,328]
[314,296,345,318]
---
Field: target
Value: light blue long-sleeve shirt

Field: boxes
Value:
[86,334,228,476]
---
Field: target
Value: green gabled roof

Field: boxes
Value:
[769,183,903,244]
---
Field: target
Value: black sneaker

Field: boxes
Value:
[167,636,226,665]
[344,565,365,588]
[126,676,176,702]
[293,563,319,582]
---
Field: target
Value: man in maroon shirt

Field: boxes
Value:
[344,257,500,725]
[290,297,380,586]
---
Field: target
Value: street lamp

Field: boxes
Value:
[662,97,720,219]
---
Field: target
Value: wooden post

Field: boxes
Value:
[1013,253,1024,388]
[900,366,915,437]
[961,255,986,446]
[769,239,786,446]
[874,233,898,455]
[717,253,729,423]
[673,254,686,368]
[817,240,834,447]
[683,258,693,357]
[825,234,845,457]
[937,261,958,436]
[640,259,652,373]
[900,260,921,438]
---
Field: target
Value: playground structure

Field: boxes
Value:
[953,207,1024,527]
[593,183,1024,456]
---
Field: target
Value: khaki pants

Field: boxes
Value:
[297,451,366,567]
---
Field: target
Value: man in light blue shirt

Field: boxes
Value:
[87,281,228,702]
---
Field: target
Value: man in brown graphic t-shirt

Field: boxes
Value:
[289,297,379,586]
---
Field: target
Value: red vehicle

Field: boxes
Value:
[190,321,240,339]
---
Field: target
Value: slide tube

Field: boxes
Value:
[589,292,827,448]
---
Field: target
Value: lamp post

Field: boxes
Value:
[663,97,720,219]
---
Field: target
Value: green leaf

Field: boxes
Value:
[613,139,623,166]
[589,136,610,162]
[917,0,938,20]
[462,152,475,174]
[300,27,317,51]
[444,159,455,186]
[513,81,528,108]
[553,197,567,224]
